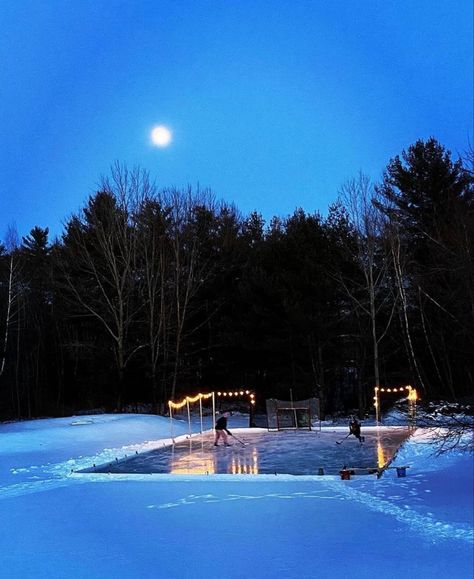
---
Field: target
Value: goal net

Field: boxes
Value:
[266,397,319,430]
[276,407,311,430]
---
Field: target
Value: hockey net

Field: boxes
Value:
[266,397,319,431]
[276,407,311,430]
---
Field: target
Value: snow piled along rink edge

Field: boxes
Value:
[1,413,473,579]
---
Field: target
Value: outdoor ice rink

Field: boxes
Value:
[87,426,411,476]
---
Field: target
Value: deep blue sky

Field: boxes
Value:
[1,0,472,241]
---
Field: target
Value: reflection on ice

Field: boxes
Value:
[228,447,259,475]
[167,442,259,475]
[377,440,387,469]
[86,427,411,477]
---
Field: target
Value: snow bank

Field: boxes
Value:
[0,414,472,579]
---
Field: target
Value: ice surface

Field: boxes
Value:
[85,426,411,476]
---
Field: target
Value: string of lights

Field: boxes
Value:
[376,386,411,393]
[168,392,213,410]
[167,390,255,439]
[216,390,256,405]
[374,385,417,425]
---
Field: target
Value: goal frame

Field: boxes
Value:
[276,406,312,431]
[266,397,319,431]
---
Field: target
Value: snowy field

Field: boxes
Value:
[0,413,472,578]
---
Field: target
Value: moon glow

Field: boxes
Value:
[151,125,172,147]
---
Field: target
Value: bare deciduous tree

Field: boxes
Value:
[338,174,398,407]
[387,222,427,393]
[134,194,170,412]
[61,164,145,409]
[0,225,22,415]
[164,187,218,401]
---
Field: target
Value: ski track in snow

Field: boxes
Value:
[335,482,473,544]
[4,442,472,548]
[145,483,473,545]
[146,489,340,510]
[0,477,83,500]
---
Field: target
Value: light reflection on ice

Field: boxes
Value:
[86,427,411,476]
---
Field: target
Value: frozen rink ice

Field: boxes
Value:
[87,426,411,476]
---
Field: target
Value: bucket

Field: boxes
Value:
[340,469,351,480]
[396,467,407,478]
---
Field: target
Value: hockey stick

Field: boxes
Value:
[231,433,247,446]
[336,433,351,445]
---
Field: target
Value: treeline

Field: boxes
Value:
[0,138,472,419]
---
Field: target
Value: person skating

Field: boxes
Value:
[349,416,364,443]
[214,412,232,446]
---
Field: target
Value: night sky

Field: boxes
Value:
[1,0,472,240]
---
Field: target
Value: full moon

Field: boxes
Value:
[151,125,172,147]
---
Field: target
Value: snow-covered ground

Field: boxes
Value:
[0,413,472,578]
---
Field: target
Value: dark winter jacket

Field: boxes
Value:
[215,416,231,435]
[349,419,361,437]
